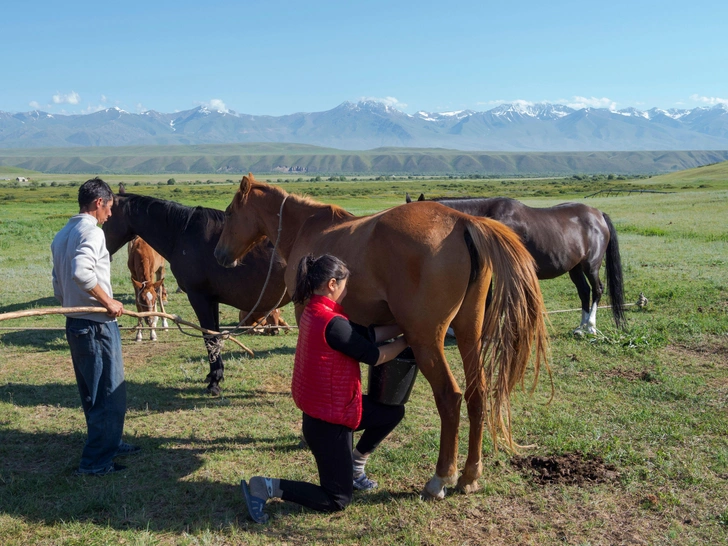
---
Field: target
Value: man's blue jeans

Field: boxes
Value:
[66,317,126,473]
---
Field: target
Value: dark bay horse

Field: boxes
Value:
[214,174,549,498]
[128,235,168,342]
[407,194,625,334]
[103,192,289,395]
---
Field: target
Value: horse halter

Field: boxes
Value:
[135,279,162,310]
[234,194,289,330]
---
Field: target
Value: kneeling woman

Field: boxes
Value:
[242,254,409,523]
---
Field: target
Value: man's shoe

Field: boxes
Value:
[115,442,141,457]
[74,462,127,476]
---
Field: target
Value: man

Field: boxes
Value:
[51,177,140,476]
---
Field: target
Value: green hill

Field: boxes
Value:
[645,160,728,186]
[2,144,728,176]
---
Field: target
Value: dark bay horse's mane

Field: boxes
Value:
[122,193,225,235]
[429,196,507,201]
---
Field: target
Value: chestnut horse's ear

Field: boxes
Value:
[240,174,252,196]
[418,193,425,201]
[131,278,143,289]
[405,192,412,203]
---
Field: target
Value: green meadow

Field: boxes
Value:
[0,164,726,545]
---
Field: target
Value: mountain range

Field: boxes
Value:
[2,101,728,151]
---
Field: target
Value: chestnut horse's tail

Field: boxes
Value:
[464,218,550,451]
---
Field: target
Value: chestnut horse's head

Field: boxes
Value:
[214,173,268,268]
[132,277,164,323]
[103,194,135,255]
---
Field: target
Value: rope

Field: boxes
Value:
[545,302,638,315]
[0,307,254,357]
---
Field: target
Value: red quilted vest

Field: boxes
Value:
[291,295,362,429]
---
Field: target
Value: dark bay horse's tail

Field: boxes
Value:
[463,218,550,451]
[603,213,626,329]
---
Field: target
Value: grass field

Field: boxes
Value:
[0,166,726,545]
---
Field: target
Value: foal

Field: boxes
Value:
[128,236,168,341]
[238,308,291,335]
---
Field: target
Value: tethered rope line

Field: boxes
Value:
[0,307,254,357]
[0,301,644,332]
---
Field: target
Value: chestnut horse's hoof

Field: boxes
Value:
[419,486,447,501]
[456,477,481,494]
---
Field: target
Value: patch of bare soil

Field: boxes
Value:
[511,452,620,485]
[666,337,728,369]
[605,367,659,382]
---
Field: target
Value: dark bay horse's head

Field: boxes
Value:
[102,194,135,255]
[404,193,426,203]
[214,173,269,268]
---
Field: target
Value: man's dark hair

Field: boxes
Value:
[78,177,114,209]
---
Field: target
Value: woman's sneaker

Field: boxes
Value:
[353,474,378,490]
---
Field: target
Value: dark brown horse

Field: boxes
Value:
[103,192,289,394]
[127,235,168,342]
[214,174,549,498]
[407,194,625,334]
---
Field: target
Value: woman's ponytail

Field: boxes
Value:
[292,254,350,304]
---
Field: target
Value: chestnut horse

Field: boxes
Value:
[238,308,291,335]
[407,194,625,334]
[214,174,549,498]
[128,235,169,342]
[103,191,289,395]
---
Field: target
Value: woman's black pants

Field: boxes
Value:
[279,395,404,512]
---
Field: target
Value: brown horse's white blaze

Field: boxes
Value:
[214,174,550,498]
[128,236,168,341]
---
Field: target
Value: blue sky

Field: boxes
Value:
[4,0,727,115]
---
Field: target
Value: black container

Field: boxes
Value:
[367,347,418,406]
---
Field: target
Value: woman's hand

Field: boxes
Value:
[374,335,409,366]
[371,324,404,343]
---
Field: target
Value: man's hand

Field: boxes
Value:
[86,284,124,318]
[105,299,124,318]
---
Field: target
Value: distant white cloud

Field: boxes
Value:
[200,99,230,113]
[82,104,106,114]
[360,96,408,109]
[136,103,146,113]
[101,94,108,103]
[29,100,40,109]
[563,96,617,110]
[690,94,728,105]
[476,99,509,106]
[52,91,81,105]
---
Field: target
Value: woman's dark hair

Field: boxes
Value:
[292,254,350,304]
[78,177,114,209]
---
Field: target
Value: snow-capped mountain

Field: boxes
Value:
[1,102,727,151]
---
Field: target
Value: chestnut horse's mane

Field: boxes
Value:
[242,176,353,222]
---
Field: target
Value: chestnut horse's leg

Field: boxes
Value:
[133,286,144,343]
[157,266,169,330]
[450,272,490,493]
[412,343,462,500]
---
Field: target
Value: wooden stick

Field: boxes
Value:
[0,307,254,357]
